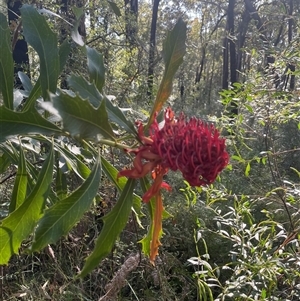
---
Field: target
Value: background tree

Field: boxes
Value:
[147,0,160,99]
[1,1,300,300]
[7,0,30,89]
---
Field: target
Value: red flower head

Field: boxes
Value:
[118,107,229,202]
[118,107,229,263]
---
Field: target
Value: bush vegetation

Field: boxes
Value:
[1,1,300,300]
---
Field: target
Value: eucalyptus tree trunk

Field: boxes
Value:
[7,0,30,89]
[124,0,138,46]
[222,0,238,116]
[147,0,160,99]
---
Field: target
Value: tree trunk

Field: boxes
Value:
[228,0,236,86]
[147,0,160,99]
[236,9,250,80]
[195,13,225,84]
[8,0,30,89]
[124,0,138,45]
[288,0,295,90]
[222,34,229,91]
[58,0,86,88]
[223,0,238,117]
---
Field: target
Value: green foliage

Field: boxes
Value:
[0,6,187,279]
[48,92,115,140]
[2,2,300,300]
[86,46,106,93]
[0,106,62,142]
[80,178,136,277]
[0,144,54,263]
[21,5,60,100]
[31,155,101,251]
[148,18,187,126]
[9,143,27,212]
[0,13,14,109]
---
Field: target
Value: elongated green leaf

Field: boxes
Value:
[71,7,85,46]
[139,177,155,256]
[32,156,101,251]
[108,1,122,17]
[55,144,91,180]
[80,178,135,277]
[0,144,54,264]
[0,151,11,173]
[21,5,60,100]
[67,74,136,135]
[148,18,187,125]
[9,144,27,212]
[86,46,105,93]
[245,162,251,177]
[18,72,33,94]
[0,144,39,196]
[22,78,42,111]
[101,156,141,214]
[0,13,14,109]
[48,92,115,140]
[39,136,91,180]
[22,40,70,111]
[0,106,62,142]
[55,160,68,200]
[59,39,71,73]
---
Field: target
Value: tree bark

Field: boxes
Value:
[222,0,238,117]
[8,0,30,89]
[125,0,138,45]
[147,0,160,99]
[228,0,236,86]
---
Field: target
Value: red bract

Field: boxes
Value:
[118,107,229,202]
[150,107,229,186]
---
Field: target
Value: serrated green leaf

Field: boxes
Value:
[79,178,135,277]
[0,106,62,142]
[0,13,14,109]
[245,162,251,177]
[68,74,103,108]
[148,18,186,125]
[22,40,70,111]
[32,156,101,251]
[67,74,136,135]
[21,5,60,100]
[86,46,105,93]
[49,92,115,140]
[9,144,27,212]
[108,1,122,17]
[104,96,137,136]
[0,144,53,264]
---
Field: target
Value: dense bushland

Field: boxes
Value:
[1,1,300,300]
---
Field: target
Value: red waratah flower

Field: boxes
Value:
[118,107,229,263]
[118,107,229,202]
